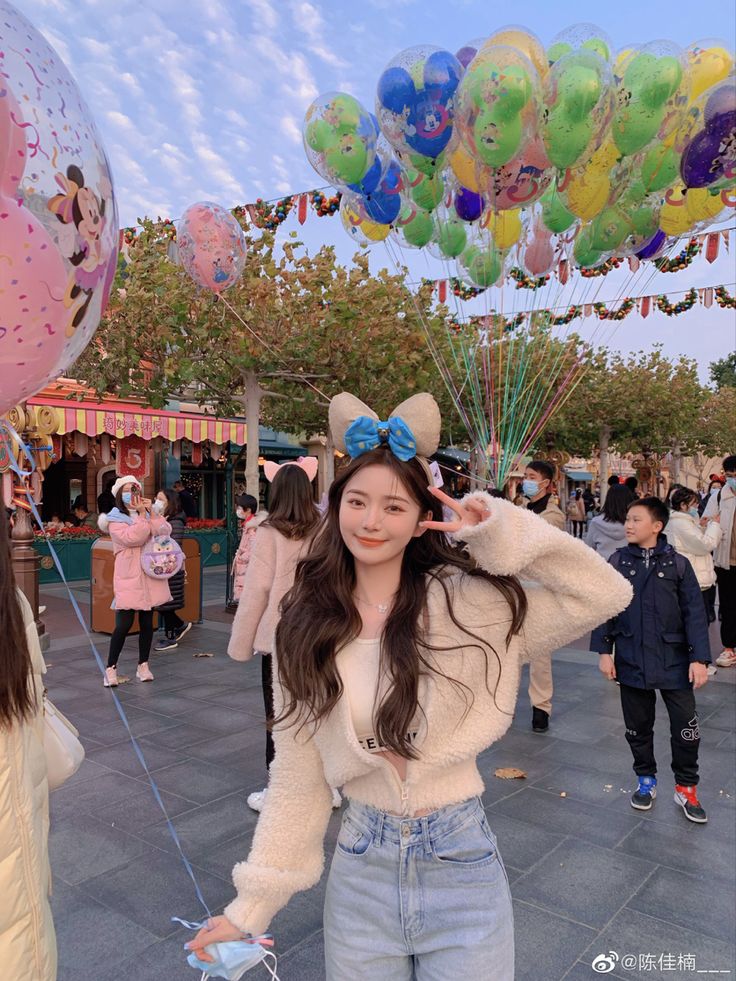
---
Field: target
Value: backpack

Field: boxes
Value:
[140,535,185,580]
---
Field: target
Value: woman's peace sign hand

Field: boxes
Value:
[419,487,491,534]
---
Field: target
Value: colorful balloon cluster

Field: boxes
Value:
[0,1,119,415]
[303,26,735,288]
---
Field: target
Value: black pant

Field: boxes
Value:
[572,520,585,538]
[162,611,184,635]
[262,653,275,772]
[715,566,736,648]
[702,585,716,624]
[619,684,700,786]
[108,610,154,668]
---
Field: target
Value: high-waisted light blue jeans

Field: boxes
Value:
[323,796,514,980]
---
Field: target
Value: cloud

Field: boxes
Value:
[291,1,349,68]
[280,114,303,144]
[245,0,279,30]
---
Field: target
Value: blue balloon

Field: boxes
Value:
[348,155,382,196]
[362,159,402,224]
[454,186,485,222]
[377,49,462,160]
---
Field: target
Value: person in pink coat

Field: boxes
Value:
[98,475,172,687]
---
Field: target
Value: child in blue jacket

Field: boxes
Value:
[591,496,711,823]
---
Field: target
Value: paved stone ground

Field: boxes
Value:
[41,568,735,981]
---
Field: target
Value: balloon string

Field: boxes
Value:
[214,294,332,403]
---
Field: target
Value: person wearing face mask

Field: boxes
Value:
[521,461,565,732]
[97,476,172,687]
[703,455,736,668]
[232,494,264,603]
[153,488,193,652]
[667,488,721,655]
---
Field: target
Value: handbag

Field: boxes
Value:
[43,694,85,791]
[140,535,185,580]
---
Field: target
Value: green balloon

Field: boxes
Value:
[306,118,333,153]
[325,138,369,185]
[545,107,591,169]
[582,38,610,61]
[639,56,682,110]
[474,107,522,167]
[409,152,445,177]
[462,245,504,287]
[541,185,576,233]
[614,99,662,157]
[547,41,572,64]
[590,207,629,252]
[412,174,444,211]
[402,209,434,248]
[641,144,679,191]
[630,205,659,238]
[574,227,603,268]
[435,219,467,258]
[558,62,601,123]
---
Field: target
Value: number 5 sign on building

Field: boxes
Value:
[117,435,148,482]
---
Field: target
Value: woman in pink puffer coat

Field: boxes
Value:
[98,475,171,687]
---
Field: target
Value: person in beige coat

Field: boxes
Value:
[189,393,632,979]
[228,458,322,812]
[522,459,566,732]
[0,515,56,981]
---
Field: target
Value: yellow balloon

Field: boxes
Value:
[659,186,693,235]
[362,219,391,241]
[565,173,611,219]
[449,143,480,192]
[484,28,548,80]
[486,209,522,248]
[688,45,734,101]
[685,187,725,222]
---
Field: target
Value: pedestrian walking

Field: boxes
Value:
[567,488,586,538]
[592,496,712,823]
[98,476,172,687]
[152,488,192,652]
[667,487,721,637]
[703,455,736,668]
[0,511,57,981]
[585,484,636,560]
[188,391,632,979]
[228,458,325,813]
[232,494,265,603]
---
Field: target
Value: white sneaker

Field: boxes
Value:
[136,663,154,682]
[331,787,342,809]
[715,650,736,668]
[103,666,118,688]
[247,789,267,812]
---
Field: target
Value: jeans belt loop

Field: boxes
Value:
[376,810,385,847]
[421,816,431,856]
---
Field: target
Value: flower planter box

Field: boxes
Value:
[188,529,227,567]
[36,537,97,584]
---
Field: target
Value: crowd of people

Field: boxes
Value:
[2,405,734,978]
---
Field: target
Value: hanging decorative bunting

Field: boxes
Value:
[297,193,308,225]
[715,285,735,308]
[705,233,720,264]
[655,288,699,316]
[640,295,651,318]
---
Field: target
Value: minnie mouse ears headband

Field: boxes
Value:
[329,392,441,464]
[264,456,319,484]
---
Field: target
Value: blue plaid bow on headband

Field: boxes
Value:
[344,415,417,462]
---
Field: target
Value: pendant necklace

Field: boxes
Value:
[355,594,395,615]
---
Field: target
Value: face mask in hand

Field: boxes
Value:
[187,941,279,980]
[522,479,540,498]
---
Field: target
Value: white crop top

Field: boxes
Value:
[336,637,419,754]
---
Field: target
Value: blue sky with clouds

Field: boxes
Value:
[18,0,736,377]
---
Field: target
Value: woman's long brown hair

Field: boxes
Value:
[275,446,528,758]
[263,465,320,540]
[0,512,36,728]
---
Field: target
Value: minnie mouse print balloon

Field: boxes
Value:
[177,202,247,293]
[0,1,119,414]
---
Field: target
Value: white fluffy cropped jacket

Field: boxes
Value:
[224,495,632,935]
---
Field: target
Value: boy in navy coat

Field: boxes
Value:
[591,497,711,823]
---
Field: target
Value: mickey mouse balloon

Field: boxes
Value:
[0,0,119,415]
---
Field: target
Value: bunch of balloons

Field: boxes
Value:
[303,25,735,288]
[0,1,119,415]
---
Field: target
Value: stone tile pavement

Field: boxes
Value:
[40,569,735,981]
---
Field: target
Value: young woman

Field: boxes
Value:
[232,493,263,603]
[0,511,57,980]
[152,488,192,652]
[228,459,322,812]
[190,393,632,978]
[567,488,586,538]
[585,484,636,561]
[667,487,721,630]
[99,475,172,687]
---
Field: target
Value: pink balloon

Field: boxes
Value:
[177,202,247,293]
[0,85,68,410]
[0,3,119,415]
[479,138,554,211]
[523,220,556,276]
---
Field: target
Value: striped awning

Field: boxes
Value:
[27,397,247,445]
